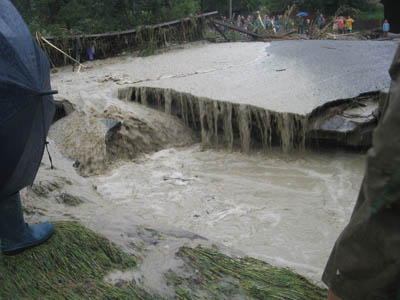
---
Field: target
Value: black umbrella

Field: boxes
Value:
[0,0,56,198]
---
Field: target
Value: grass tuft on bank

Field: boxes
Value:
[0,221,155,300]
[170,246,327,300]
[0,221,327,300]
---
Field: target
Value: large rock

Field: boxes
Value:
[53,98,75,123]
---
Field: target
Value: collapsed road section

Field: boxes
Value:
[118,86,382,152]
[117,40,398,152]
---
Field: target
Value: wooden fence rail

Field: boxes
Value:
[38,11,218,67]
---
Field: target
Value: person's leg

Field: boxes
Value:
[0,192,54,255]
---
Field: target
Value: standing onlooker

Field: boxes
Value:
[383,19,390,37]
[236,14,242,27]
[241,16,246,29]
[297,16,304,34]
[345,16,355,33]
[246,15,253,31]
[305,18,311,35]
[264,15,271,30]
[317,14,325,29]
[275,16,281,33]
[333,19,338,32]
[337,17,345,34]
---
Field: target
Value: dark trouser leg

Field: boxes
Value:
[0,192,54,255]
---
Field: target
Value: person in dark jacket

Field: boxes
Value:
[297,16,304,34]
[0,0,55,256]
[323,46,400,300]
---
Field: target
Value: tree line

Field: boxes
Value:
[11,0,378,36]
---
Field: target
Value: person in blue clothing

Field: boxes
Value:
[274,16,281,33]
[317,14,325,29]
[383,20,390,37]
[245,15,253,31]
[264,15,271,30]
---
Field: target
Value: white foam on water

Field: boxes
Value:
[92,146,365,285]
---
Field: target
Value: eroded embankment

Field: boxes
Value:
[118,86,308,153]
[118,86,380,152]
[49,99,196,176]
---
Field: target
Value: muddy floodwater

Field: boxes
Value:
[45,41,384,288]
[91,146,365,285]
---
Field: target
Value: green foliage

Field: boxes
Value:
[201,0,375,16]
[10,0,382,36]
[10,0,201,36]
[356,3,384,20]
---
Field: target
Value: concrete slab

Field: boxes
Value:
[138,40,398,115]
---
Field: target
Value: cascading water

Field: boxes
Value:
[118,86,309,153]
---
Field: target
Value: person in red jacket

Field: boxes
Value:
[337,17,345,34]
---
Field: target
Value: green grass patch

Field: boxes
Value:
[57,193,84,206]
[31,183,50,198]
[0,222,328,300]
[30,180,64,198]
[0,221,157,300]
[170,246,327,300]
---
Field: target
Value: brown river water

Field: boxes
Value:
[40,41,373,287]
[91,145,364,285]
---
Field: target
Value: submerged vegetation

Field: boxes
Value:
[171,246,327,299]
[0,221,327,300]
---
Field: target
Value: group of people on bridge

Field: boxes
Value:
[230,12,328,36]
[333,16,355,34]
[234,13,291,34]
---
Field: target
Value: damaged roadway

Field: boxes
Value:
[135,40,398,115]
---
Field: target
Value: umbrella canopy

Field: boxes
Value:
[0,0,56,197]
[296,12,308,17]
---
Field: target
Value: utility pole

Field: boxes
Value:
[229,0,232,19]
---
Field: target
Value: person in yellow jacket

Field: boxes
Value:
[345,16,355,33]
